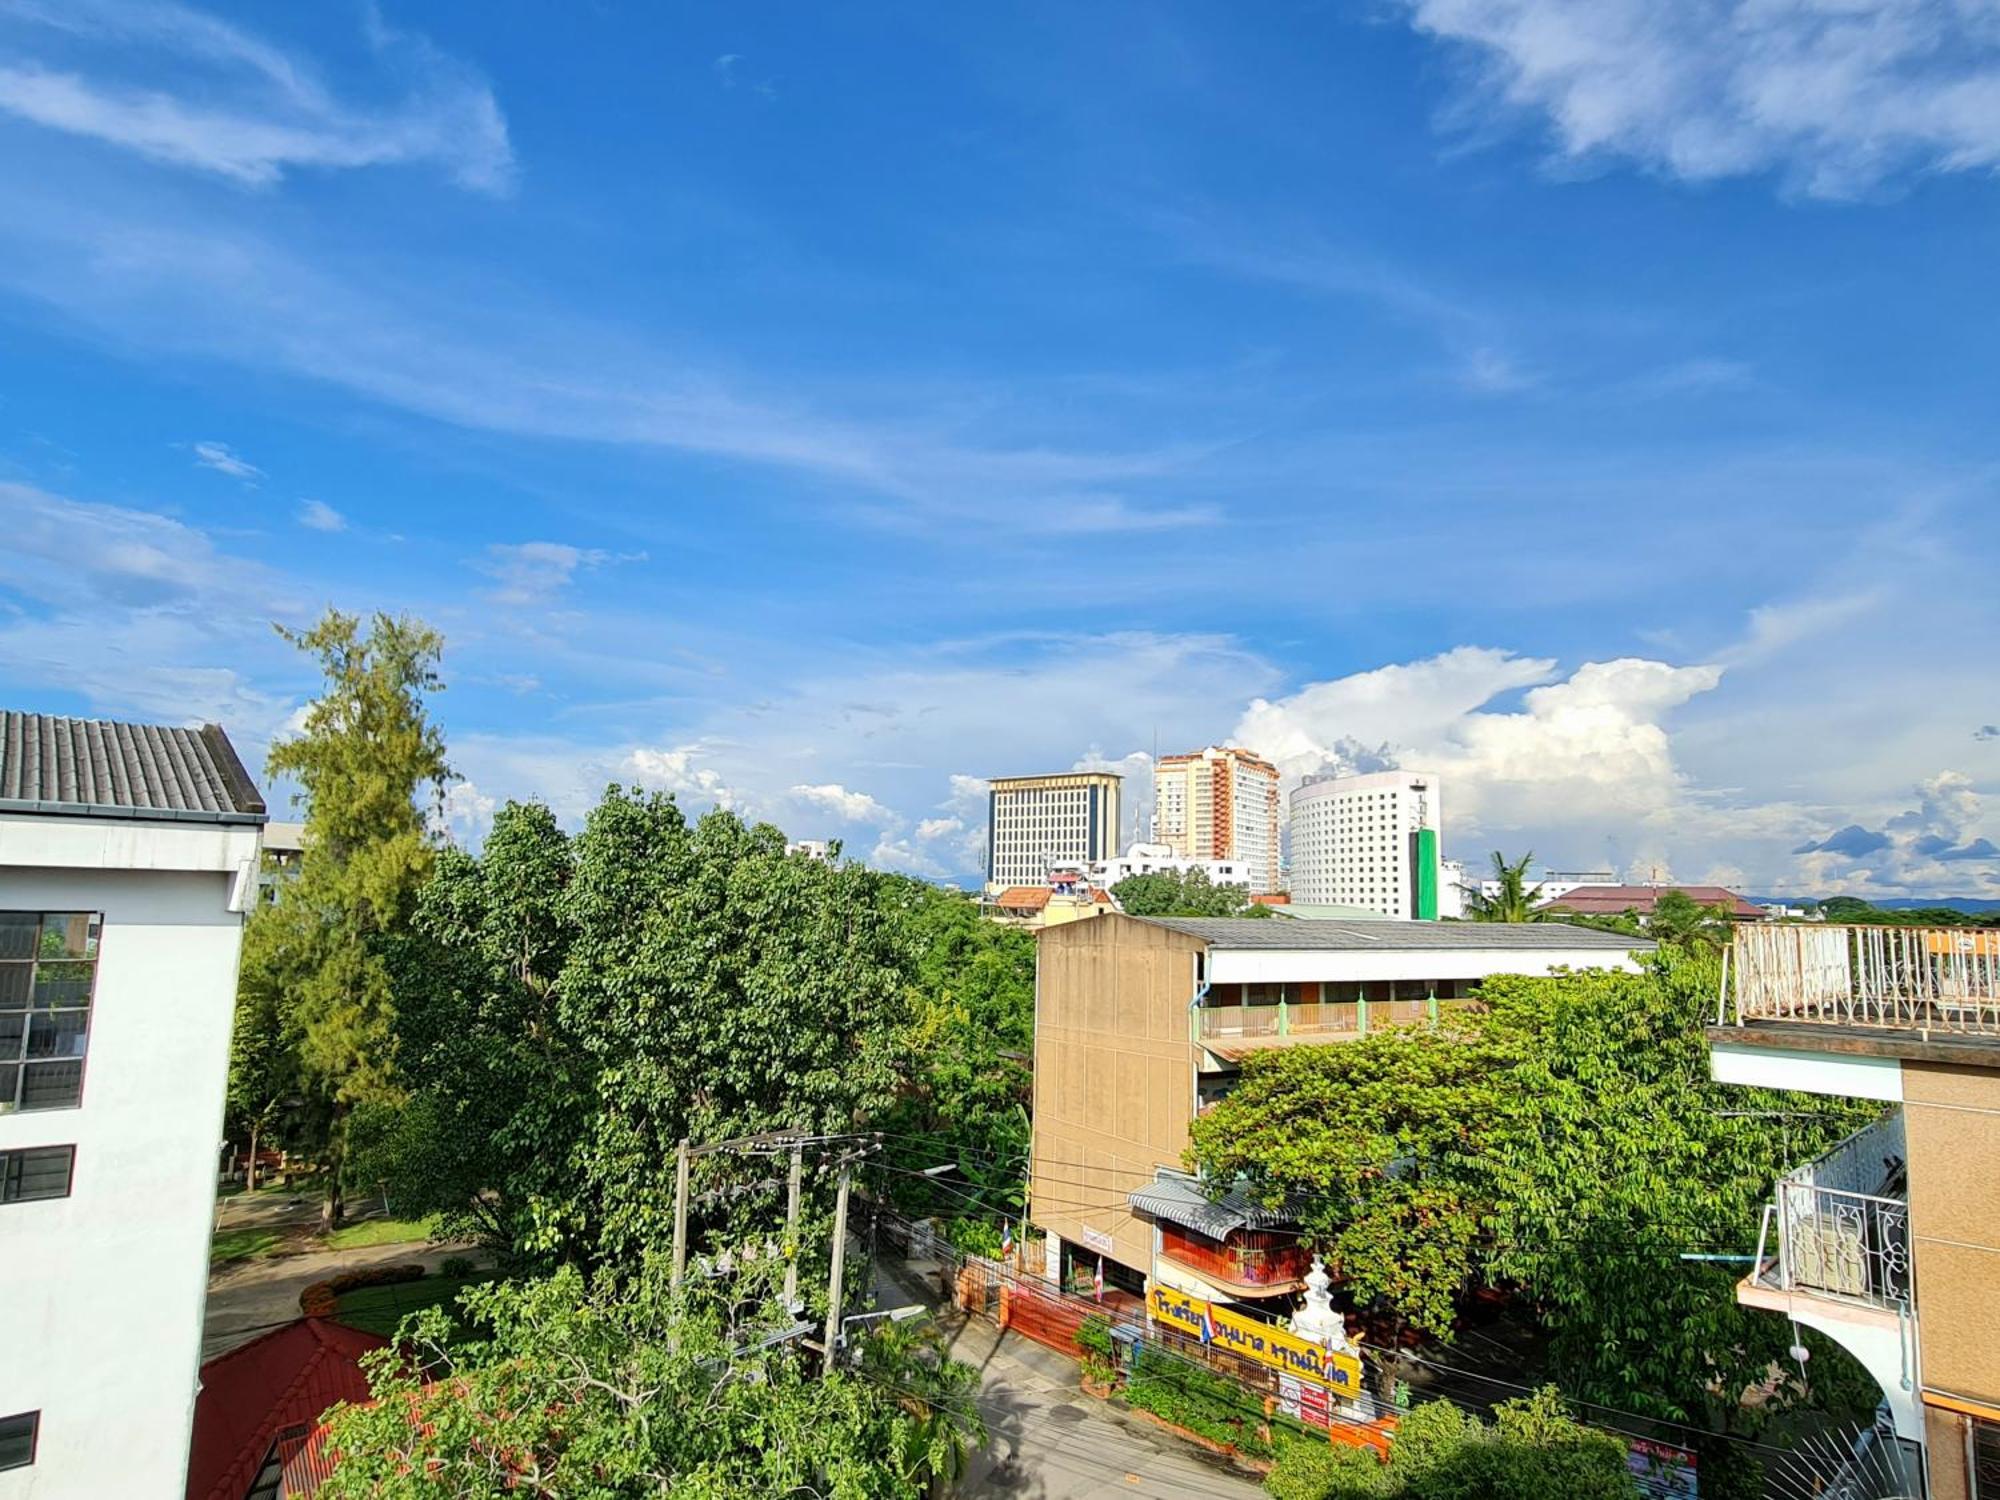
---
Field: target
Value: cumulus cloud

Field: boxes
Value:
[297,499,346,532]
[1792,772,2000,893]
[192,439,261,481]
[0,0,513,192]
[789,782,893,824]
[1977,725,2000,741]
[624,744,738,810]
[1398,0,2000,197]
[915,817,963,841]
[1793,824,1892,858]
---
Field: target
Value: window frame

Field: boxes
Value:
[0,912,102,1115]
[0,1410,38,1472]
[0,1144,76,1203]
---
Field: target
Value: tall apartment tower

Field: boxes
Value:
[0,713,266,1497]
[1288,770,1443,920]
[985,771,1123,891]
[1150,747,1282,894]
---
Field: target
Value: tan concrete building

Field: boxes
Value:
[1029,913,1651,1309]
[1712,924,2000,1498]
[1152,748,1281,895]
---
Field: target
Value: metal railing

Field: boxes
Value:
[1750,1117,1912,1312]
[1731,925,2000,1036]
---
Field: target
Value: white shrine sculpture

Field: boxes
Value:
[1288,1256,1352,1353]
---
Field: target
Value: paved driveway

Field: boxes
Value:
[203,1241,480,1358]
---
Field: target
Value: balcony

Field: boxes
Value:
[1159,1225,1313,1295]
[1731,924,2000,1037]
[1745,1114,1911,1314]
[1196,982,1475,1056]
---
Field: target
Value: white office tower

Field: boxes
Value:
[1289,771,1444,920]
[0,713,265,1499]
[1150,747,1282,894]
[985,771,1123,891]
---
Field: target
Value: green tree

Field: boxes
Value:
[236,609,451,1225]
[314,1264,984,1500]
[1638,889,1734,952]
[1113,868,1267,917]
[879,887,1036,1249]
[1460,852,1543,923]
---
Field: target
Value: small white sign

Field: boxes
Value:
[1081,1227,1115,1254]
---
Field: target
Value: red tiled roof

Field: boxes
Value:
[1544,884,1764,920]
[187,1318,387,1500]
[990,886,1052,910]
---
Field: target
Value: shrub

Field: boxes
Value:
[1266,1434,1391,1500]
[299,1262,426,1317]
[439,1256,474,1278]
[1124,1347,1272,1458]
[1074,1315,1115,1361]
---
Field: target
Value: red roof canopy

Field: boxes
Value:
[1545,884,1764,920]
[187,1318,386,1500]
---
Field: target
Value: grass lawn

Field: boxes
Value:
[324,1214,441,1251]
[210,1226,286,1265]
[334,1270,494,1338]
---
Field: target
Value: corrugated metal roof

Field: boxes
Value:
[187,1317,386,1500]
[0,711,265,823]
[1135,915,1651,951]
[1128,1176,1301,1238]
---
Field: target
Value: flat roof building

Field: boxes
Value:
[985,771,1122,893]
[1288,771,1443,920]
[1152,748,1281,895]
[1029,913,1650,1311]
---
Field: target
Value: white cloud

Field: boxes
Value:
[915,817,963,841]
[439,779,497,844]
[1792,771,2000,895]
[789,782,894,825]
[297,499,346,532]
[473,541,614,606]
[623,744,739,811]
[191,439,261,481]
[1399,0,2000,198]
[0,0,512,192]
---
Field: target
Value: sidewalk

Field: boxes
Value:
[873,1253,1264,1499]
[203,1240,480,1359]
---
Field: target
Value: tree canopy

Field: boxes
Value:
[234,608,451,1222]
[1112,867,1268,917]
[1459,852,1542,923]
[315,1265,983,1500]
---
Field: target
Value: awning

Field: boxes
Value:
[1127,1176,1301,1240]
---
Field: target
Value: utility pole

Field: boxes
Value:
[782,1140,804,1313]
[671,1138,691,1288]
[822,1155,853,1379]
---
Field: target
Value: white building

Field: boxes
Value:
[1151,747,1281,894]
[0,713,265,1499]
[1437,858,1467,921]
[1288,771,1443,920]
[985,771,1122,892]
[785,839,832,862]
[1475,867,1614,905]
[1085,842,1251,891]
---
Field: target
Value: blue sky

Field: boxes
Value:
[0,0,1996,896]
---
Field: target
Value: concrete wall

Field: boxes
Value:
[1030,915,1206,1279]
[1904,1059,2000,1496]
[0,823,252,1500]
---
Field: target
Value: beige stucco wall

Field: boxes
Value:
[1904,1060,2000,1429]
[1030,914,1205,1277]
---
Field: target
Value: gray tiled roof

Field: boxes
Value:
[1136,915,1651,951]
[0,712,266,823]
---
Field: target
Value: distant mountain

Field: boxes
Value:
[1750,895,2000,915]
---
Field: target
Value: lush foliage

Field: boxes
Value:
[877,887,1036,1241]
[1123,1345,1273,1457]
[234,609,451,1222]
[355,793,922,1272]
[1816,895,2000,927]
[1190,949,1878,1430]
[314,1265,983,1500]
[1112,868,1269,917]
[1265,1389,1637,1500]
[1459,852,1543,923]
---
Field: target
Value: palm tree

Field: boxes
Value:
[1463,850,1544,923]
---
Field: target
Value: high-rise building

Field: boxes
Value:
[985,771,1122,891]
[1288,770,1443,920]
[0,712,266,1498]
[1150,747,1281,894]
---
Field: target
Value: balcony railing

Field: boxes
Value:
[1197,998,1449,1042]
[1749,1115,1912,1312]
[1731,924,2000,1036]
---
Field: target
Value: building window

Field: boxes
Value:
[0,1412,37,1471]
[1,1145,74,1203]
[1975,1418,2000,1499]
[0,912,101,1114]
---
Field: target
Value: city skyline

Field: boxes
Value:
[0,4,1995,898]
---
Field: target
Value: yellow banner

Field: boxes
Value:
[1148,1284,1363,1393]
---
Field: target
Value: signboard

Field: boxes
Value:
[1626,1436,1698,1499]
[1278,1373,1333,1430]
[1148,1284,1364,1393]
[1080,1227,1115,1254]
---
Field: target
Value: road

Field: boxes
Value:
[202,1241,479,1358]
[874,1258,1265,1500]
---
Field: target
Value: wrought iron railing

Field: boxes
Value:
[1731,924,2000,1036]
[1752,1181,1912,1312]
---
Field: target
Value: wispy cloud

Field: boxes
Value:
[472,541,629,607]
[191,439,260,481]
[1396,0,2000,198]
[0,0,512,191]
[296,498,345,532]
